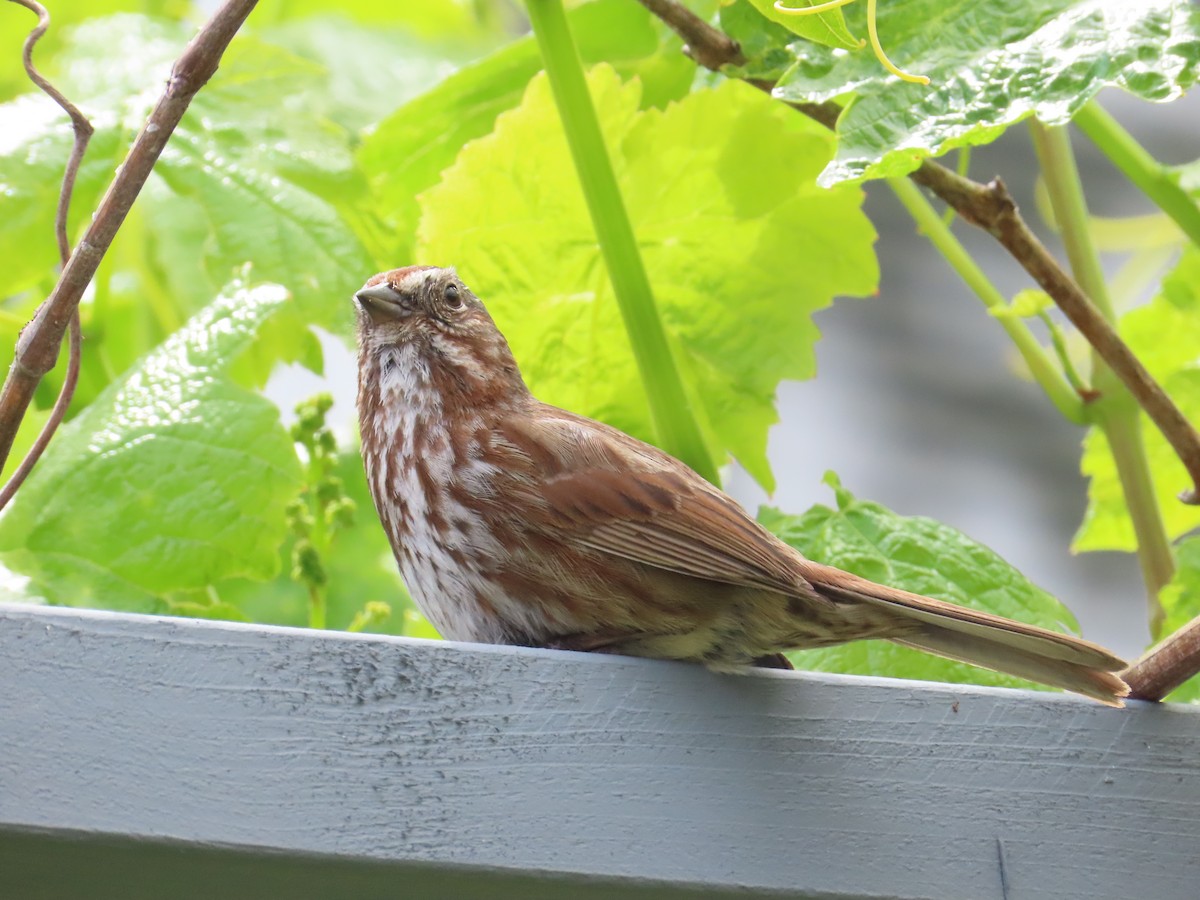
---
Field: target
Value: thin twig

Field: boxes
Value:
[0,0,90,510]
[0,0,259,477]
[635,0,1200,505]
[636,0,745,70]
[1124,619,1200,701]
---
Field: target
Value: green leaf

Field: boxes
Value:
[255,16,465,133]
[153,32,374,331]
[760,472,1083,689]
[773,0,1200,185]
[357,0,693,265]
[0,406,51,485]
[1160,536,1200,703]
[1076,247,1200,551]
[0,95,126,299]
[719,0,813,81]
[417,69,877,489]
[0,281,303,610]
[741,0,861,52]
[1008,289,1054,319]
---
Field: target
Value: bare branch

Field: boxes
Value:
[0,0,259,478]
[1124,619,1200,702]
[636,0,745,70]
[0,0,90,510]
[635,0,1200,505]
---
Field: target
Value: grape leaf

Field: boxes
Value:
[742,0,860,52]
[0,282,302,610]
[760,472,1083,690]
[1075,247,1200,551]
[356,0,693,266]
[0,95,126,299]
[718,0,816,82]
[770,0,1200,185]
[416,68,877,489]
[1159,536,1200,703]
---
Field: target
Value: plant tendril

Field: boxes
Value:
[866,0,927,83]
[773,0,929,85]
[774,0,856,14]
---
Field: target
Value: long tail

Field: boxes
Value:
[803,564,1129,706]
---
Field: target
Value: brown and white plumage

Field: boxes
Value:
[355,265,1129,705]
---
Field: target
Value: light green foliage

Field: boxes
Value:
[0,13,429,331]
[418,68,878,489]
[347,600,393,634]
[218,448,419,637]
[0,282,301,611]
[1160,537,1200,702]
[256,16,466,132]
[1003,290,1055,320]
[0,95,125,300]
[285,393,359,629]
[0,0,188,100]
[1076,247,1200,551]
[761,473,1082,689]
[357,0,692,265]
[757,0,1200,185]
[261,0,492,41]
[0,8,444,482]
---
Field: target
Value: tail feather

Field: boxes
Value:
[804,564,1129,706]
[892,628,1128,706]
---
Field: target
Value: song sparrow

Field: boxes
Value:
[355,265,1129,705]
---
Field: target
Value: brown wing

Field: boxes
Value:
[493,405,812,596]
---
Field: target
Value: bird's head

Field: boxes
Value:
[353,266,527,408]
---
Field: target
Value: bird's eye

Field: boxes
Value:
[444,283,463,309]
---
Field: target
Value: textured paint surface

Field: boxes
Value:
[2,604,1199,899]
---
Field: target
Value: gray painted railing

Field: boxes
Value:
[2,603,1198,899]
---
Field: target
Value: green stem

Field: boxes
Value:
[1035,310,1088,396]
[1029,121,1173,636]
[308,583,326,631]
[306,451,328,630]
[123,209,182,338]
[888,177,1086,425]
[525,0,718,484]
[1074,101,1200,249]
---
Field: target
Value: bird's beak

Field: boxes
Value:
[354,283,408,321]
